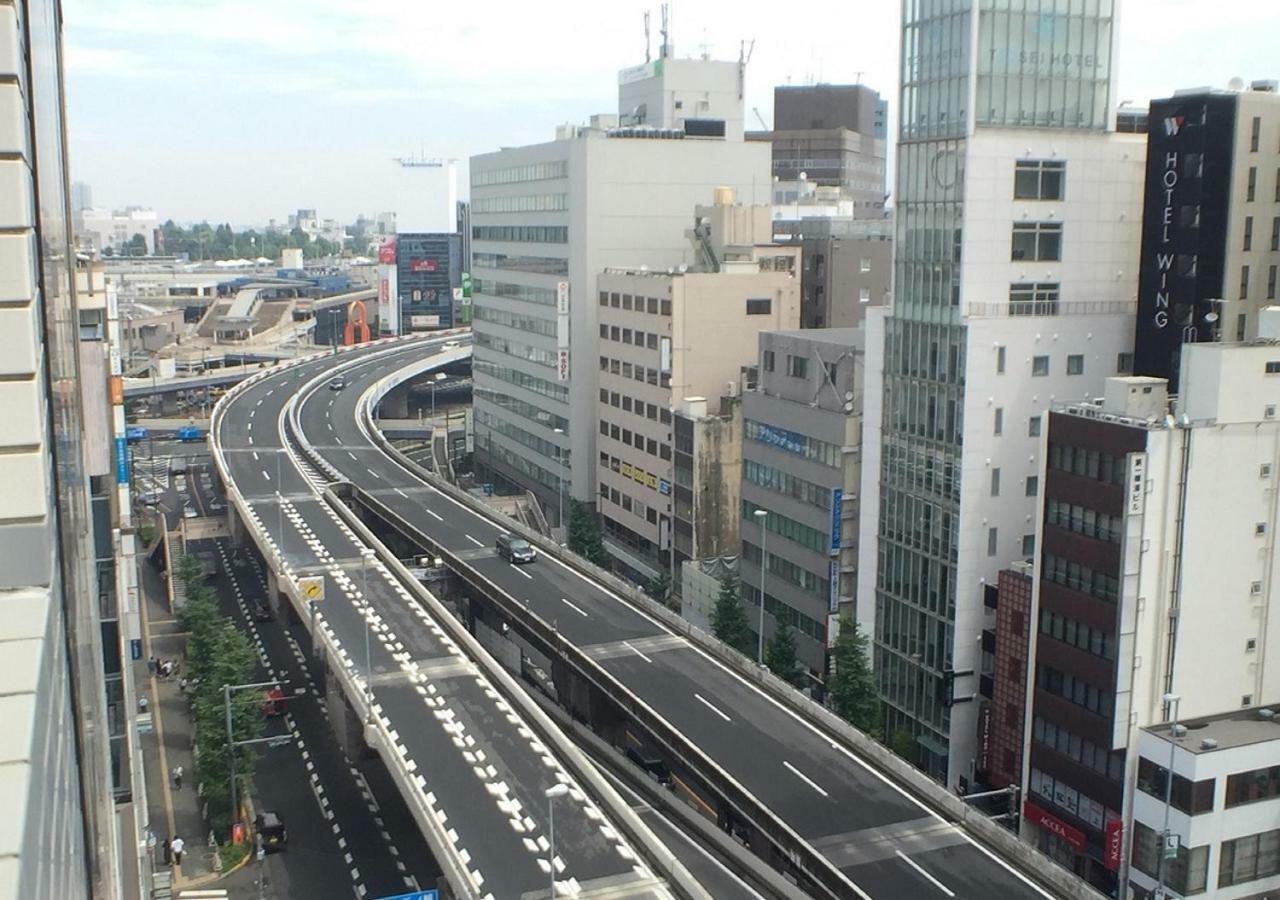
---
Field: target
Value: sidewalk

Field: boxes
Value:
[137,554,220,891]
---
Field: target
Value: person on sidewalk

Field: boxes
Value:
[171,764,183,791]
[161,838,171,866]
[147,656,158,677]
[138,695,149,714]
[170,835,185,867]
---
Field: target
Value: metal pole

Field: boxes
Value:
[309,599,319,660]
[548,796,556,899]
[224,683,237,829]
[362,553,372,709]
[276,452,283,563]
[758,514,767,666]
[1156,694,1180,898]
[431,383,437,418]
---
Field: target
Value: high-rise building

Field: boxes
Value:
[1023,337,1280,894]
[394,232,462,332]
[739,327,864,689]
[470,54,770,518]
[1133,82,1280,387]
[795,217,893,329]
[863,0,1145,787]
[595,197,799,575]
[2,1,120,895]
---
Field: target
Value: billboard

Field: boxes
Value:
[377,239,397,264]
[557,349,570,381]
[377,264,399,335]
[409,315,440,328]
[409,258,438,273]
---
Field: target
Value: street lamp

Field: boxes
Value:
[753,508,768,666]
[431,371,447,417]
[1156,692,1182,898]
[360,548,377,711]
[553,427,566,540]
[545,783,570,898]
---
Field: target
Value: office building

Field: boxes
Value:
[864,0,1145,787]
[672,395,743,579]
[1,1,120,895]
[740,328,863,688]
[1129,709,1280,899]
[1134,81,1280,387]
[976,564,1033,792]
[618,53,746,141]
[78,205,160,254]
[596,198,799,578]
[470,53,771,518]
[1021,340,1280,894]
[395,232,462,332]
[795,217,893,329]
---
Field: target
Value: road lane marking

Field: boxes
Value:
[622,641,652,663]
[348,452,357,461]
[465,534,484,547]
[783,761,829,798]
[694,693,732,723]
[368,470,381,479]
[395,489,407,498]
[895,850,955,898]
[426,509,443,521]
[560,597,588,617]
[262,469,271,481]
[248,435,254,444]
[511,565,533,579]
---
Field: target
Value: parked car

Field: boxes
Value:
[125,426,149,444]
[176,425,203,442]
[496,533,537,564]
[254,811,288,851]
[328,376,346,391]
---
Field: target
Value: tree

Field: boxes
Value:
[889,727,916,762]
[567,500,608,567]
[828,618,881,737]
[765,619,800,684]
[710,575,753,657]
[645,571,672,605]
[173,552,204,589]
[126,233,148,256]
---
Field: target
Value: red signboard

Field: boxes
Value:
[1024,800,1086,852]
[377,240,397,264]
[409,258,438,273]
[1104,817,1124,871]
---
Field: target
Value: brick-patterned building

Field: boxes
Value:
[977,566,1033,790]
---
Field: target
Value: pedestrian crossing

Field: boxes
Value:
[134,456,171,492]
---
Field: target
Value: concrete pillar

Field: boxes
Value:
[378,383,410,419]
[325,671,363,759]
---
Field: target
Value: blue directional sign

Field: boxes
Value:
[373,892,437,900]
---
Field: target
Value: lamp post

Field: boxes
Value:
[553,427,566,541]
[1156,692,1182,899]
[545,783,570,898]
[361,548,377,710]
[753,508,768,666]
[431,371,447,418]
[275,451,284,565]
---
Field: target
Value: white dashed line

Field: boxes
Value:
[560,597,588,617]
[426,509,443,521]
[465,534,484,547]
[783,760,829,798]
[895,850,955,897]
[622,641,652,663]
[694,692,732,722]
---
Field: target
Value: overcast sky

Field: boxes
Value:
[63,0,1279,226]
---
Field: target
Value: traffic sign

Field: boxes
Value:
[372,892,437,900]
[297,576,325,603]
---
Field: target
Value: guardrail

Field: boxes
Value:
[358,383,1106,900]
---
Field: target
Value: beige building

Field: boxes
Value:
[595,193,799,582]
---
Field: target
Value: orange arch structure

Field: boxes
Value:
[343,300,371,345]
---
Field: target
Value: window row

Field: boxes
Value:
[1032,718,1125,781]
[472,225,567,244]
[1219,828,1280,889]
[599,418,671,462]
[476,387,568,434]
[1040,609,1115,660]
[742,499,830,555]
[472,160,568,187]
[599,388,672,424]
[1131,822,1209,896]
[742,582,826,643]
[473,331,558,369]
[472,305,557,337]
[1028,767,1116,833]
[744,418,842,467]
[1136,756,1216,816]
[473,278,558,307]
[475,408,562,463]
[742,459,833,510]
[598,356,671,388]
[600,481,661,525]
[1042,552,1119,603]
[741,540,830,596]
[599,291,672,316]
[471,193,567,214]
[1226,764,1280,808]
[1047,443,1128,485]
[472,252,568,276]
[1045,498,1122,544]
[1031,353,1085,376]
[474,360,567,404]
[599,322,661,351]
[1036,663,1114,717]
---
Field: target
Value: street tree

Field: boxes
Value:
[828,618,881,737]
[567,500,609,567]
[765,620,800,684]
[710,575,753,657]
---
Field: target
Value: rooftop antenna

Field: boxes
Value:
[739,39,755,100]
[644,10,651,63]
[699,27,710,60]
[854,70,864,85]
[659,2,671,59]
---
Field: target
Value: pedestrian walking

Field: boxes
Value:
[171,764,183,791]
[138,695,149,714]
[170,835,185,867]
[178,676,189,695]
[147,656,157,677]
[161,838,171,865]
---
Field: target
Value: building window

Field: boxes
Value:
[1248,167,1258,201]
[1117,352,1134,375]
[1266,361,1280,375]
[859,287,871,304]
[1011,222,1063,261]
[1026,475,1039,496]
[1032,355,1049,377]
[647,297,658,314]
[1247,638,1258,652]
[860,257,872,273]
[996,345,1007,374]
[1067,354,1084,376]
[1271,217,1280,252]
[1269,265,1278,301]
[994,408,1004,435]
[1131,822,1209,894]
[1251,115,1261,152]
[1242,265,1251,300]
[987,527,998,556]
[1245,216,1254,251]
[660,299,672,316]
[1009,282,1060,316]
[1029,416,1042,437]
[1013,160,1066,200]
[991,468,1001,496]
[762,350,775,372]
[746,298,772,315]
[1257,522,1268,536]
[1021,534,1036,557]
[1219,829,1280,888]
[786,355,808,378]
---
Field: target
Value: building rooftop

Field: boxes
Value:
[1145,705,1280,754]
[763,327,865,349]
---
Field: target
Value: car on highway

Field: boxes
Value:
[442,340,460,350]
[496,533,537,564]
[125,426,149,443]
[176,425,203,442]
[254,811,288,852]
[328,376,346,391]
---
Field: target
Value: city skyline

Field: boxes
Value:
[65,0,1279,223]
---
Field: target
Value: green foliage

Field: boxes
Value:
[710,575,754,657]
[765,620,800,684]
[889,727,916,762]
[174,552,204,588]
[645,571,672,604]
[126,233,148,256]
[829,618,882,737]
[567,500,609,567]
[158,219,343,262]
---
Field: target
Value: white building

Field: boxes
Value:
[78,206,160,254]
[618,55,746,141]
[393,156,458,234]
[863,0,1146,786]
[470,53,771,518]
